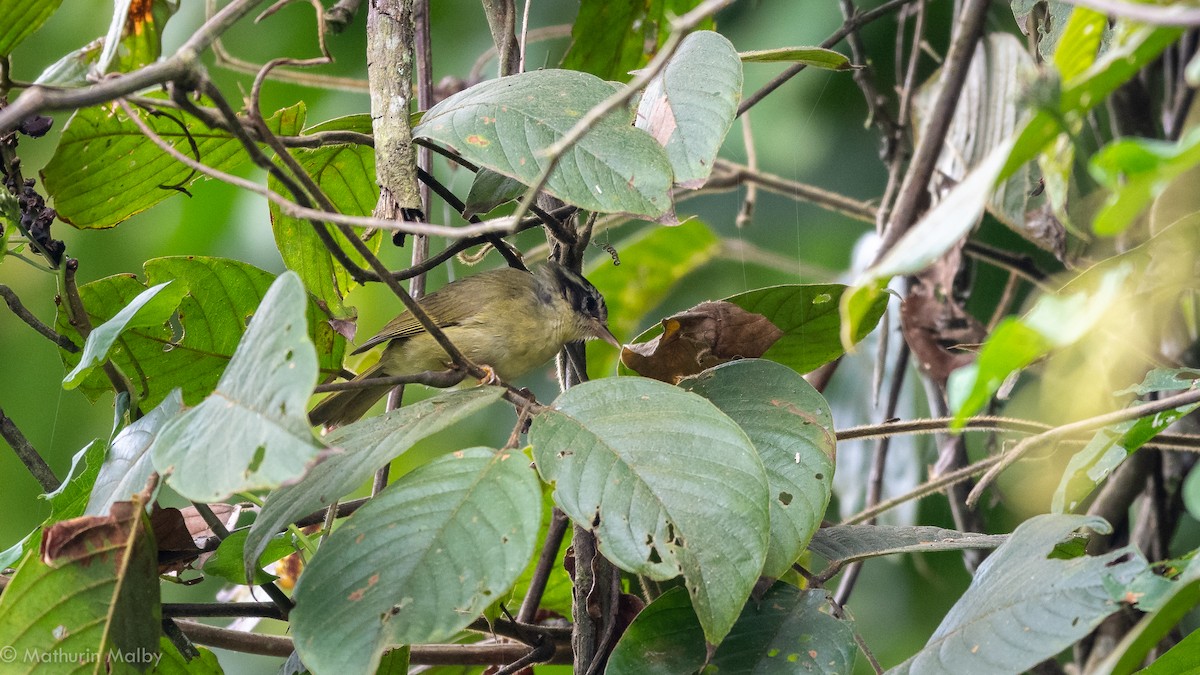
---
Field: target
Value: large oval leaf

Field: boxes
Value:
[414,69,673,218]
[889,514,1146,675]
[680,359,835,578]
[151,272,322,502]
[635,30,742,188]
[530,377,769,643]
[291,448,540,675]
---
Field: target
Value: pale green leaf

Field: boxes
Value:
[680,359,834,578]
[291,449,540,674]
[636,30,742,187]
[244,387,504,574]
[414,69,673,218]
[531,377,769,643]
[151,272,322,502]
[889,514,1146,675]
[63,281,186,389]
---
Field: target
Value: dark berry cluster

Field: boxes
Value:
[2,112,64,266]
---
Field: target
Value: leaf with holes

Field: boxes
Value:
[531,377,769,643]
[680,359,834,578]
[889,514,1146,675]
[150,272,322,502]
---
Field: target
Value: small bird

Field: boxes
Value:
[309,262,620,427]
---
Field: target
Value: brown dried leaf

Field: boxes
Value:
[150,507,205,574]
[621,301,783,383]
[901,257,986,387]
[42,500,140,567]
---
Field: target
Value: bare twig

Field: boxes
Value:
[709,159,877,223]
[0,0,269,133]
[517,508,570,623]
[967,387,1200,508]
[0,285,78,352]
[0,407,60,491]
[876,0,990,256]
[738,0,921,116]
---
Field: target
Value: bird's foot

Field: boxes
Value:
[477,364,501,386]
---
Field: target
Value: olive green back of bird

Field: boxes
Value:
[308,263,618,428]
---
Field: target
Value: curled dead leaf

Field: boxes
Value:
[621,301,783,383]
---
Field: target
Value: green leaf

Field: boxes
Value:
[270,113,379,320]
[1053,373,1200,513]
[41,100,299,229]
[151,272,323,502]
[462,168,526,218]
[86,390,184,516]
[63,280,187,389]
[1089,126,1200,236]
[151,636,223,674]
[1088,556,1200,675]
[680,360,834,578]
[890,514,1146,675]
[606,587,706,674]
[414,69,674,218]
[808,525,1007,568]
[530,377,769,643]
[608,584,857,674]
[710,584,856,672]
[1053,6,1108,83]
[99,0,178,73]
[0,0,63,56]
[739,284,886,373]
[949,264,1130,426]
[202,528,296,586]
[0,500,161,674]
[739,46,854,70]
[291,448,541,674]
[56,256,344,409]
[1001,24,1183,181]
[635,30,742,188]
[560,0,712,82]
[244,387,504,574]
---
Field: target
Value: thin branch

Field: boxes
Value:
[876,0,990,256]
[709,159,877,223]
[967,387,1200,508]
[844,454,1004,525]
[738,0,921,116]
[163,602,284,619]
[0,0,269,133]
[174,620,573,664]
[0,407,60,491]
[517,507,569,623]
[0,284,78,352]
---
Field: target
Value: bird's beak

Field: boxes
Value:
[591,320,622,349]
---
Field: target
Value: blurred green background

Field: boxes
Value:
[0,1,982,672]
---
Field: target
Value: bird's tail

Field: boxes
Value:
[308,363,393,428]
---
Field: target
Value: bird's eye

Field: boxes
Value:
[582,295,598,315]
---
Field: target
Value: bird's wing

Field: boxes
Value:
[350,270,526,355]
